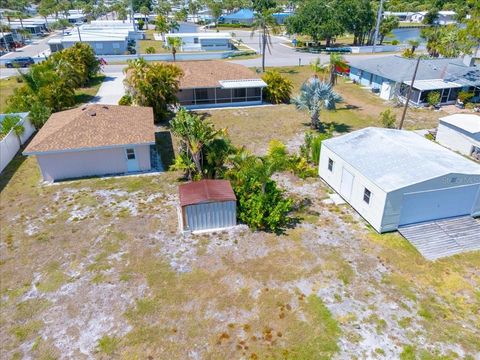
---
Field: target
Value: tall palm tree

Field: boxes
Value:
[291,78,343,129]
[167,36,182,62]
[325,53,348,87]
[250,9,279,72]
[154,15,169,41]
[140,6,150,30]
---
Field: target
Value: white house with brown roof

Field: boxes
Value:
[24,105,159,182]
[174,61,267,109]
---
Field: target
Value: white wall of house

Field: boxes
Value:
[319,145,388,232]
[0,115,35,173]
[35,145,151,182]
[436,122,480,157]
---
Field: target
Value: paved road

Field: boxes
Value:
[227,30,393,67]
[0,32,60,60]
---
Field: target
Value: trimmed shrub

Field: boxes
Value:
[262,70,293,104]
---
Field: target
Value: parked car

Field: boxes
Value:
[5,57,35,68]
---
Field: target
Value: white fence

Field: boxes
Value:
[0,113,35,173]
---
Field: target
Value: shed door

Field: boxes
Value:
[340,168,354,200]
[399,184,479,226]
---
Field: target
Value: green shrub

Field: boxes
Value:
[379,108,397,128]
[300,130,332,164]
[402,48,415,58]
[426,91,441,106]
[137,19,144,30]
[234,177,293,232]
[262,70,293,104]
[145,46,156,54]
[391,39,400,45]
[0,115,24,137]
[458,91,474,103]
[118,94,132,106]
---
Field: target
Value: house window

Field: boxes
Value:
[193,37,199,44]
[328,158,334,172]
[363,188,371,204]
[112,42,120,49]
[95,42,103,49]
[126,148,136,160]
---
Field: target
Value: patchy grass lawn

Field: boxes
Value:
[1,140,479,359]
[138,30,170,54]
[0,77,23,113]
[0,65,477,359]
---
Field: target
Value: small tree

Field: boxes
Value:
[326,53,348,87]
[137,19,145,30]
[170,108,227,179]
[262,70,293,104]
[426,91,441,107]
[292,78,342,129]
[145,46,156,54]
[167,36,182,62]
[379,109,396,128]
[124,59,183,121]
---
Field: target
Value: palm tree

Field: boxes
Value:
[291,78,343,129]
[140,6,150,30]
[408,39,420,54]
[250,9,279,72]
[154,15,169,41]
[167,36,182,62]
[325,53,348,87]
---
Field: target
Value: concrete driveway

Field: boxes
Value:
[90,72,126,105]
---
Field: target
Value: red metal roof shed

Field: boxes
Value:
[179,179,237,207]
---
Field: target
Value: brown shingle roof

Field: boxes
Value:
[179,179,237,207]
[175,60,261,89]
[24,105,155,154]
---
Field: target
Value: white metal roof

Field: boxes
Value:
[165,32,231,39]
[439,114,480,134]
[219,79,267,88]
[403,79,462,91]
[323,127,480,192]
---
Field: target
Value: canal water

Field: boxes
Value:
[387,27,424,43]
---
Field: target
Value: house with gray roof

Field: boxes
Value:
[348,55,480,106]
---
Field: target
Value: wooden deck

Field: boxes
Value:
[398,216,480,261]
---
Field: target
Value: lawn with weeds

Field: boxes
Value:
[0,73,478,358]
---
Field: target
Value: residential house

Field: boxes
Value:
[48,21,142,55]
[219,9,255,25]
[165,32,233,52]
[178,179,237,232]
[174,60,267,109]
[436,114,480,159]
[319,127,480,233]
[23,105,160,182]
[348,55,480,106]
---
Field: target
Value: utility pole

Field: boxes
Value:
[399,56,421,130]
[76,24,82,42]
[372,0,385,53]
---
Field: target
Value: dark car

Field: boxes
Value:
[5,57,35,68]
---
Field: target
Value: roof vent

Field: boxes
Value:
[81,106,88,111]
[102,105,109,110]
[88,111,96,117]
